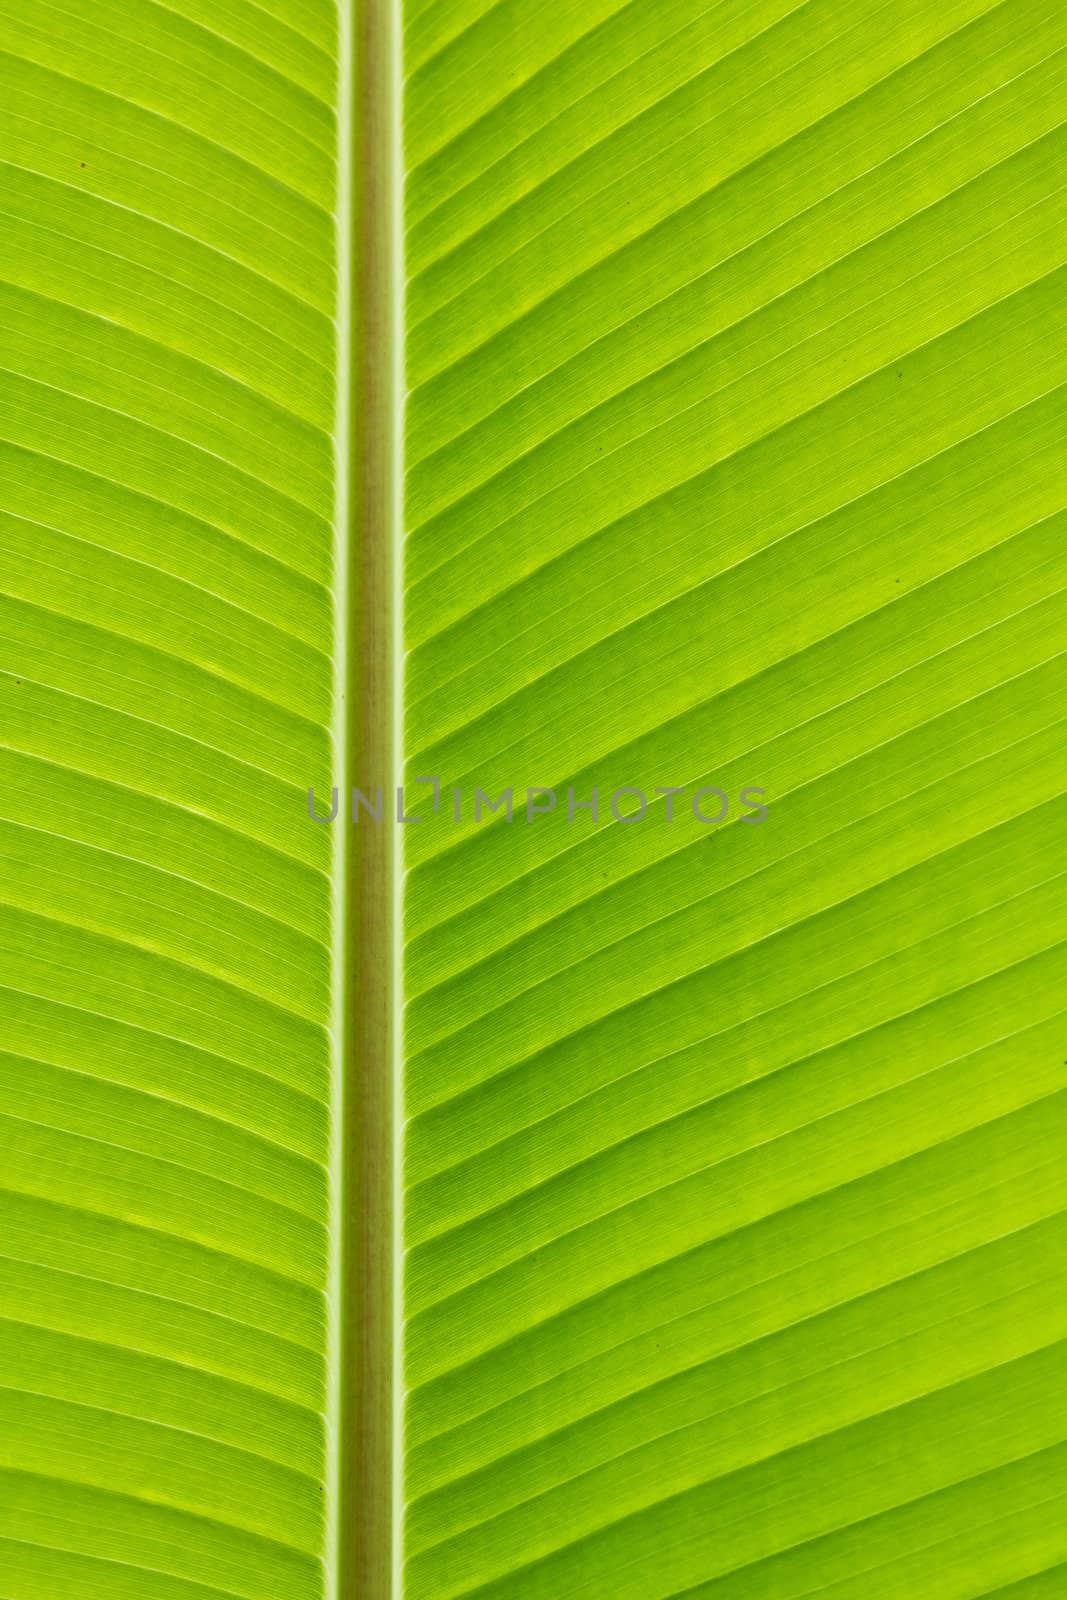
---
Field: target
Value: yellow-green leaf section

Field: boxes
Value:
[0,0,1064,1598]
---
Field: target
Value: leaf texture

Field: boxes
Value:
[399,1,1067,1598]
[0,1,340,1597]
[0,0,1064,1598]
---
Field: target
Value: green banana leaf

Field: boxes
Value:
[0,0,1065,1597]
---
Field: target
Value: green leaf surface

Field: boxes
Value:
[0,0,1064,1597]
